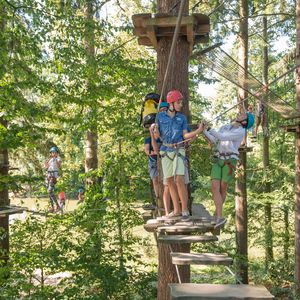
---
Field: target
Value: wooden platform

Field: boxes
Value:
[158,235,218,244]
[132,13,210,53]
[169,283,274,299]
[0,205,26,217]
[171,252,233,266]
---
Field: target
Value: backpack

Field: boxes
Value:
[140,93,160,128]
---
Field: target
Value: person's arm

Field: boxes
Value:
[207,127,244,141]
[56,157,62,168]
[150,131,160,154]
[183,122,205,140]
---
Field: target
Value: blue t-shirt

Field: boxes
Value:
[157,111,188,152]
[144,137,161,161]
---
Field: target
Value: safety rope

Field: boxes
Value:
[158,0,186,107]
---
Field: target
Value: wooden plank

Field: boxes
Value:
[192,13,210,25]
[158,235,218,244]
[0,206,25,216]
[171,252,233,266]
[132,13,151,28]
[146,24,157,49]
[137,37,153,47]
[133,27,147,37]
[157,224,213,233]
[192,203,212,218]
[194,24,210,35]
[169,283,274,299]
[281,124,300,132]
[146,16,193,28]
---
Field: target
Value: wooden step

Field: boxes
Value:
[169,283,274,299]
[157,224,213,234]
[158,235,218,244]
[171,252,233,266]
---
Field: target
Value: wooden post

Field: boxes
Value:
[156,1,190,299]
[235,0,249,284]
[295,0,300,294]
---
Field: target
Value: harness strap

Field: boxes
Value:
[223,160,236,176]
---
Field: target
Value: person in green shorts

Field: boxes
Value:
[203,112,254,218]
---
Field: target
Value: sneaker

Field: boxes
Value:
[181,211,190,221]
[142,204,157,210]
[159,211,181,220]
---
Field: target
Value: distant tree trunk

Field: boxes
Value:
[262,16,273,271]
[84,0,99,184]
[283,206,289,262]
[0,5,9,263]
[156,1,190,299]
[295,0,300,294]
[235,0,248,284]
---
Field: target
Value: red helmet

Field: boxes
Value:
[166,90,183,103]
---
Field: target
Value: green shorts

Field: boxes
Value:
[211,158,237,183]
[160,149,185,180]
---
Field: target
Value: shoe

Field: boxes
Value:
[160,211,181,220]
[181,211,190,221]
[142,203,157,210]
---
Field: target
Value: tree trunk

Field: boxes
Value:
[235,0,248,284]
[84,0,98,183]
[156,1,191,299]
[262,16,273,271]
[0,5,9,263]
[295,0,300,294]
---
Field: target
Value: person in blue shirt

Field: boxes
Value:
[151,90,204,221]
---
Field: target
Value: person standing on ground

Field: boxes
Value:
[44,146,61,212]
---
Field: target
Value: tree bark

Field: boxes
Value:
[295,0,300,294]
[0,5,9,263]
[235,0,248,284]
[84,0,99,183]
[262,16,273,270]
[156,1,191,299]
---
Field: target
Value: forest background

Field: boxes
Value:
[0,0,298,299]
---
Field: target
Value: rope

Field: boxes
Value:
[158,0,186,106]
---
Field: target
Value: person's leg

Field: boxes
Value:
[166,177,181,214]
[152,176,159,199]
[163,184,171,215]
[211,179,223,218]
[175,175,188,212]
[220,181,228,204]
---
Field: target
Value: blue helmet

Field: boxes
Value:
[246,112,255,129]
[158,101,169,110]
[78,188,84,194]
[49,146,59,153]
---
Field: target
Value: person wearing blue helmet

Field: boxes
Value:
[144,102,168,201]
[44,146,62,212]
[203,111,254,218]
[78,188,85,203]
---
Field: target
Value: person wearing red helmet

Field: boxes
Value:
[151,90,204,221]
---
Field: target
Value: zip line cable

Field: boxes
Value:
[192,45,300,114]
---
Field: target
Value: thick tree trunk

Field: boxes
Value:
[84,0,98,182]
[262,16,273,270]
[157,0,190,120]
[156,1,190,299]
[235,0,248,284]
[0,6,9,263]
[295,0,300,294]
